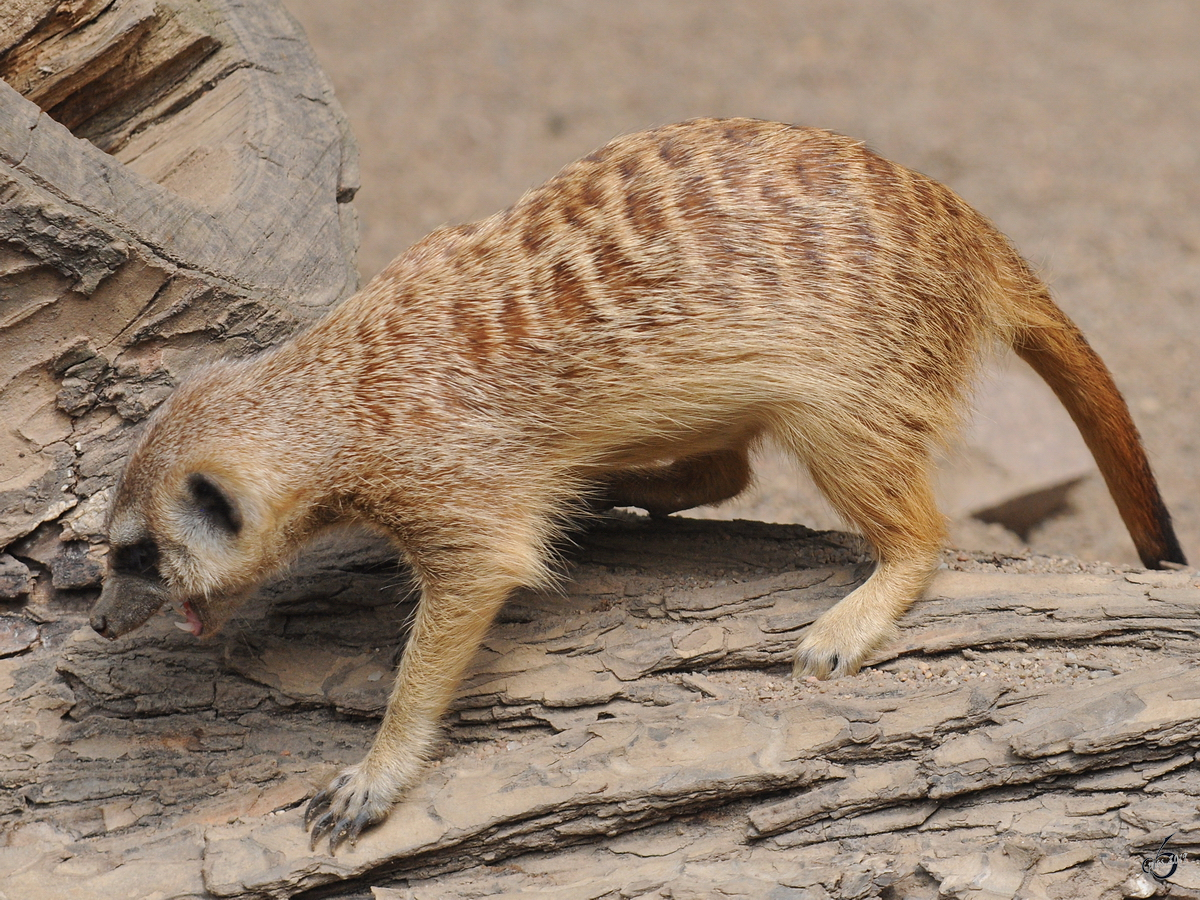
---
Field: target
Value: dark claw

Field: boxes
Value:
[304,772,351,829]
[303,788,332,829]
[329,800,381,853]
[328,816,355,855]
[350,809,376,845]
[308,810,337,852]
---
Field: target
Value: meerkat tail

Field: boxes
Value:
[1010,291,1185,569]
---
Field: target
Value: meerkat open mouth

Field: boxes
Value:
[174,601,203,637]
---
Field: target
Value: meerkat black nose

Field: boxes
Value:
[90,614,114,639]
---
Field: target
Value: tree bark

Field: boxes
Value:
[1,517,1197,899]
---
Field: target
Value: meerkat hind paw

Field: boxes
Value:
[792,618,878,680]
[793,606,898,680]
[792,643,859,681]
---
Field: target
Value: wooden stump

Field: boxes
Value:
[0,0,359,598]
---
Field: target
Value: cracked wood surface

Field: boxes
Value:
[0,0,359,588]
[1,516,1197,899]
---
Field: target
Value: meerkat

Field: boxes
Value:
[89,118,1186,853]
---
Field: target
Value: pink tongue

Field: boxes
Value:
[183,601,203,637]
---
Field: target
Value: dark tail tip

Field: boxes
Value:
[1141,500,1187,569]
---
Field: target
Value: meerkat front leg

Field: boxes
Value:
[602,445,753,517]
[304,540,539,853]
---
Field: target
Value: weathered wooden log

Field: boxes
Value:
[0,0,359,597]
[0,516,1196,899]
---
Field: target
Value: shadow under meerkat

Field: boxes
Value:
[88,118,1185,853]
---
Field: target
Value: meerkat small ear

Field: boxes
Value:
[186,473,243,536]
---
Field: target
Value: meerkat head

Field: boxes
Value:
[91,364,310,641]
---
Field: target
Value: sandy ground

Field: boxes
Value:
[281,0,1199,568]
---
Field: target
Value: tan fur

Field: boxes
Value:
[90,118,1184,852]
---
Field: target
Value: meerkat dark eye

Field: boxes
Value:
[112,539,161,580]
[187,473,242,536]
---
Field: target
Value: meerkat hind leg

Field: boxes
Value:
[602,445,752,517]
[781,426,945,679]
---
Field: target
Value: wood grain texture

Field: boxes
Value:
[0,0,359,585]
[1,517,1196,898]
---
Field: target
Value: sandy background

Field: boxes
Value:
[281,0,1198,568]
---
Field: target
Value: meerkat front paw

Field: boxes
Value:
[304,763,400,854]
